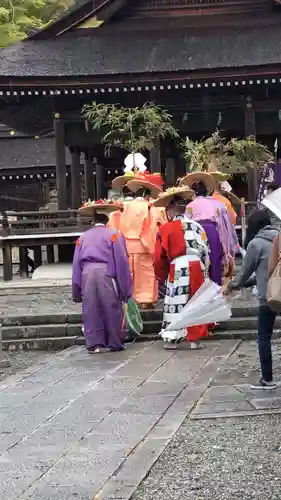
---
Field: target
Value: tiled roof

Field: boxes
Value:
[0,138,71,169]
[1,26,281,78]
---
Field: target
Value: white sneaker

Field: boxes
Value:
[190,342,205,350]
[88,347,102,354]
[164,342,178,350]
[250,378,277,390]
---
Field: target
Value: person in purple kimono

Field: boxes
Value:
[180,172,236,286]
[72,205,132,353]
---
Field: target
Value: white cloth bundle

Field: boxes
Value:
[262,187,281,220]
[163,279,232,333]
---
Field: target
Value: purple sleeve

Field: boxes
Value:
[72,240,82,302]
[217,208,236,262]
[112,235,132,303]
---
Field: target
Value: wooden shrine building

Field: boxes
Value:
[1,0,281,209]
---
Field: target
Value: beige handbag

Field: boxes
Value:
[267,233,281,312]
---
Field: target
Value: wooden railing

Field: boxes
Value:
[0,203,259,281]
[0,210,92,281]
[0,210,92,236]
[238,200,257,247]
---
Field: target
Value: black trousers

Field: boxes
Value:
[257,305,277,382]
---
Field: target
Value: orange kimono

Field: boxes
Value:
[107,210,121,231]
[119,199,166,305]
[212,192,237,225]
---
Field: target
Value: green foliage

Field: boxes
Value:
[82,102,179,154]
[182,131,226,172]
[181,131,273,173]
[228,136,273,170]
[0,0,74,47]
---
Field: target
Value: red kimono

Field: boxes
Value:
[154,217,209,343]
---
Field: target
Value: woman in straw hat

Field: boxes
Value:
[154,186,209,349]
[211,172,238,225]
[115,172,166,308]
[180,172,236,286]
[72,200,132,353]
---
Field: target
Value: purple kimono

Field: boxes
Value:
[72,225,132,351]
[186,196,237,285]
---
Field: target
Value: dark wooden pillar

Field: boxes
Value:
[83,152,95,201]
[54,114,67,209]
[3,243,13,281]
[33,247,42,268]
[96,163,105,199]
[46,245,55,264]
[19,247,28,278]
[150,137,161,173]
[165,158,177,187]
[70,148,81,209]
[245,99,258,201]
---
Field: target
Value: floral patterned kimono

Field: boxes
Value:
[154,214,209,345]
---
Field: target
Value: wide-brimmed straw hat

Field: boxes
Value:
[220,190,241,206]
[112,174,135,190]
[126,173,164,199]
[153,186,195,207]
[210,171,232,182]
[180,172,216,194]
[78,199,120,216]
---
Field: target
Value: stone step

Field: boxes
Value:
[2,336,78,351]
[4,314,280,342]
[3,329,281,351]
[220,316,281,331]
[2,309,281,343]
[1,304,263,329]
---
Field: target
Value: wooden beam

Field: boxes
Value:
[245,99,259,201]
[83,152,95,200]
[54,115,67,210]
[4,61,281,90]
[70,147,81,208]
[2,242,13,281]
[96,162,105,200]
[46,245,55,263]
[19,247,28,278]
[150,137,161,173]
[33,247,42,268]
[165,158,177,187]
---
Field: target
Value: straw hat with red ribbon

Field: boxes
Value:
[126,172,164,199]
[153,186,195,207]
[78,199,121,217]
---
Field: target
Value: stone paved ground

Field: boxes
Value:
[0,339,239,500]
[133,340,281,500]
[0,351,52,382]
[0,285,257,317]
[2,339,281,500]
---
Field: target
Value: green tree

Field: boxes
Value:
[0,0,74,48]
[83,102,179,155]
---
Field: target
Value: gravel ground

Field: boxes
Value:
[133,415,281,500]
[0,351,55,382]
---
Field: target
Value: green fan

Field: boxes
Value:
[125,298,143,337]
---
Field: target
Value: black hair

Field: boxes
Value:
[135,187,151,198]
[93,212,109,225]
[266,183,279,192]
[168,195,186,214]
[191,181,208,197]
[245,209,271,248]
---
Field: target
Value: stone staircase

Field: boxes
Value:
[2,302,281,350]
